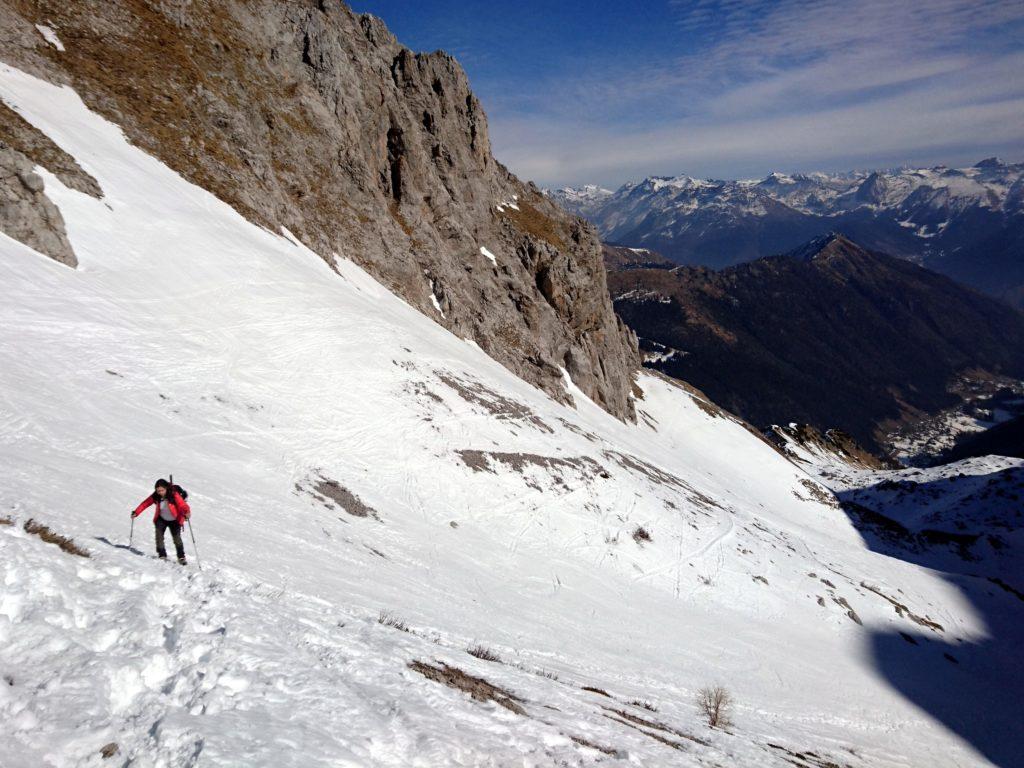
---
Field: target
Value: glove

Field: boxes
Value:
[130,510,135,518]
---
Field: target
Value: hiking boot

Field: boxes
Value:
[177,557,187,566]
[157,553,167,560]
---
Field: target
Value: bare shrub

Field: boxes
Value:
[467,644,501,662]
[582,685,611,697]
[377,610,408,631]
[696,686,732,728]
[511,661,559,680]
[629,699,658,712]
[632,525,652,545]
[23,519,90,557]
[0,515,13,525]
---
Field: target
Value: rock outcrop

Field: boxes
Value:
[0,97,102,266]
[0,0,638,418]
[0,144,76,266]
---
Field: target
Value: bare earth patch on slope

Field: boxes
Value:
[409,660,526,715]
[457,450,605,491]
[602,705,709,750]
[437,371,553,433]
[295,473,380,520]
[22,518,90,557]
[603,450,721,513]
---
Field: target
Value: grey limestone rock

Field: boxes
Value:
[0,144,76,266]
[0,0,638,418]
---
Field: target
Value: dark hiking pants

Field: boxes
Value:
[155,517,186,561]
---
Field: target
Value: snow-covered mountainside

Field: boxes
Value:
[545,184,614,210]
[2,67,1022,768]
[550,161,1024,307]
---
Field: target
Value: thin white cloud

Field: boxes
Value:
[486,0,1024,186]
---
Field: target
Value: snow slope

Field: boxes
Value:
[1,65,1021,767]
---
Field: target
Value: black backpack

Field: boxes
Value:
[154,484,189,502]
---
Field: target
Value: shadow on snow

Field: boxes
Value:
[836,466,1024,768]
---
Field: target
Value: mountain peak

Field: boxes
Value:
[974,156,1004,168]
[785,231,863,262]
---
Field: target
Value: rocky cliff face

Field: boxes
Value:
[0,0,638,418]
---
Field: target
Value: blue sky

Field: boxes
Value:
[351,1,1024,189]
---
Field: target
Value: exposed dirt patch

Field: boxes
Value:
[602,450,681,489]
[406,380,444,405]
[409,660,526,715]
[860,582,943,632]
[99,742,120,759]
[601,450,723,513]
[457,449,604,491]
[313,477,379,520]
[437,371,553,433]
[556,416,601,443]
[765,741,855,768]
[831,596,862,626]
[798,478,839,508]
[23,518,90,557]
[604,707,709,746]
[566,733,618,756]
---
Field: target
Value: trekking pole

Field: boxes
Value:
[129,515,135,549]
[187,519,202,570]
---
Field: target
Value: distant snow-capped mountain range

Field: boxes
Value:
[548,159,1024,307]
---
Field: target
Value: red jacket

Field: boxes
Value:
[134,490,191,524]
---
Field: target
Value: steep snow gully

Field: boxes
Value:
[1,65,1021,766]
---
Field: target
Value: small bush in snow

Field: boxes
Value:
[632,525,652,545]
[377,610,408,631]
[467,645,501,662]
[696,686,733,728]
[629,699,658,712]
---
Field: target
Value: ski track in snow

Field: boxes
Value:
[0,64,1020,767]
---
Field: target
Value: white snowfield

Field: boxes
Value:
[0,65,1020,767]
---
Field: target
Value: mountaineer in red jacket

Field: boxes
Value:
[132,478,190,564]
